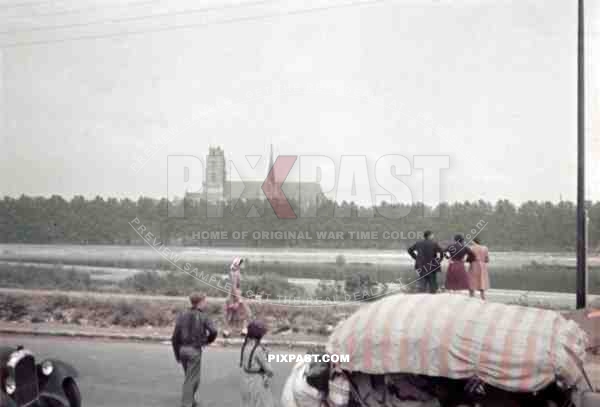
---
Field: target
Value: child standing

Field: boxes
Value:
[240,320,276,407]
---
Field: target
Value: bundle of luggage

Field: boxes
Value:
[281,293,598,407]
[283,357,488,407]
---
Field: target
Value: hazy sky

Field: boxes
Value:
[0,0,598,205]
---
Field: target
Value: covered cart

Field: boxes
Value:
[327,293,587,392]
[283,294,597,407]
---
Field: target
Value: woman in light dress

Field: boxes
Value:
[240,320,276,407]
[468,237,490,300]
[224,256,252,337]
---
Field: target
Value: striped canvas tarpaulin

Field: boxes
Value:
[325,293,588,393]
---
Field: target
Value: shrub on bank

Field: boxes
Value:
[241,273,307,300]
[108,301,173,328]
[4,259,600,299]
[0,295,29,321]
[0,254,399,282]
[0,264,95,291]
[118,270,306,299]
[314,281,345,300]
[0,291,358,335]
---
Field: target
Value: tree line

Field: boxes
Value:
[1,194,599,251]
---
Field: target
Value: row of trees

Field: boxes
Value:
[1,194,600,251]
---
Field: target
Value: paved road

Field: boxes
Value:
[3,335,600,407]
[0,335,295,407]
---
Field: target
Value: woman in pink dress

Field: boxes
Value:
[468,237,490,300]
[223,257,252,338]
[444,235,474,293]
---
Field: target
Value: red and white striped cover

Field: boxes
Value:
[325,293,588,393]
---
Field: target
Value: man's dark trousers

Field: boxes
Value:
[419,271,439,293]
[180,346,202,407]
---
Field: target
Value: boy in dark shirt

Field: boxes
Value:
[171,292,218,407]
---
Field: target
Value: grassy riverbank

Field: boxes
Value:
[0,289,355,336]
[2,259,600,295]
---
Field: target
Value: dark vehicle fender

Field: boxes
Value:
[45,360,78,379]
[38,360,78,406]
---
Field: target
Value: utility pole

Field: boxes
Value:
[576,0,587,309]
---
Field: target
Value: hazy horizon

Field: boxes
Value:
[2,191,599,206]
[1,0,599,205]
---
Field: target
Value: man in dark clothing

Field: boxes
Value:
[407,230,444,294]
[172,292,218,407]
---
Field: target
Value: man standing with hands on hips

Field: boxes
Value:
[172,292,218,407]
[408,230,444,293]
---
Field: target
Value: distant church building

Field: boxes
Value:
[205,146,227,203]
[188,145,323,212]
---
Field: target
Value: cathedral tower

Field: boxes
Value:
[206,145,225,203]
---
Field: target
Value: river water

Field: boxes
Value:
[2,244,599,309]
[1,243,599,267]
